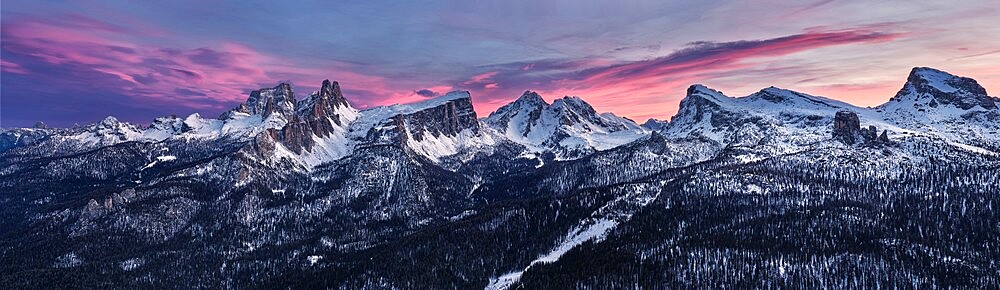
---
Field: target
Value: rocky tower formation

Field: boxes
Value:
[238,83,297,119]
[298,80,352,127]
[281,80,359,153]
[832,111,861,144]
[225,80,360,154]
[832,111,889,145]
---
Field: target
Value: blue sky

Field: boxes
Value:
[2,0,998,127]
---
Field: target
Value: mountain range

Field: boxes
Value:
[1,67,998,288]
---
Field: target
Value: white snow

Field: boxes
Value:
[486,184,661,290]
[156,155,177,162]
[448,210,477,221]
[949,142,998,156]
[484,92,649,159]
[536,219,618,263]
[306,255,323,266]
[913,68,959,93]
[485,272,524,290]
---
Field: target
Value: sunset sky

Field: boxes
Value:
[2,0,998,127]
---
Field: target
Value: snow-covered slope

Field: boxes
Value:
[656,67,998,161]
[340,90,496,164]
[63,116,145,147]
[662,85,881,152]
[877,67,1000,145]
[483,91,648,159]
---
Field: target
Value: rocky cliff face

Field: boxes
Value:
[360,91,481,147]
[279,80,359,154]
[391,96,479,143]
[240,83,298,119]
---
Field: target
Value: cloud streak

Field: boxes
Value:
[0,14,445,125]
[2,1,998,127]
[456,27,907,119]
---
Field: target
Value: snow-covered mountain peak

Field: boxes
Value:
[663,83,883,150]
[87,116,140,136]
[484,91,647,159]
[98,116,123,126]
[361,91,474,121]
[753,86,817,103]
[745,86,851,111]
[409,90,473,110]
[515,90,548,105]
[550,96,600,119]
[882,67,994,111]
[641,118,668,131]
[147,115,183,131]
[483,91,548,130]
[62,115,144,147]
[686,84,728,101]
[339,90,488,163]
[875,67,999,145]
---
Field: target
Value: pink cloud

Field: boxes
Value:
[514,27,908,121]
[0,15,427,116]
[1,60,30,74]
[466,71,499,84]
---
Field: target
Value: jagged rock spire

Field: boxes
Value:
[317,79,350,108]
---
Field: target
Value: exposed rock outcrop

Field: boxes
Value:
[364,93,480,145]
[832,111,890,145]
[240,83,297,119]
[833,111,861,144]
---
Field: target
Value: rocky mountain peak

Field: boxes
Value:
[317,79,350,108]
[641,118,668,131]
[269,80,359,155]
[484,90,646,159]
[516,90,547,105]
[241,83,297,119]
[296,80,357,126]
[552,96,594,113]
[884,67,994,110]
[687,84,726,99]
[670,85,730,124]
